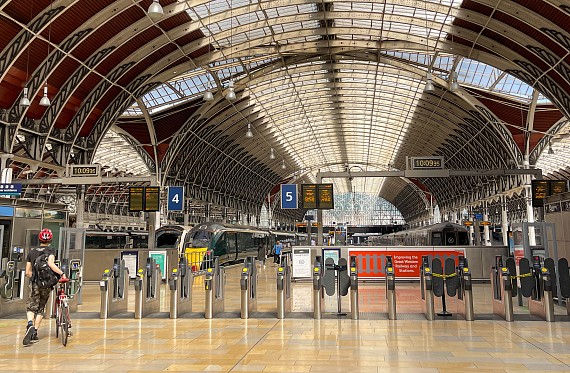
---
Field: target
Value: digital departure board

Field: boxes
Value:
[317,183,334,209]
[129,187,144,212]
[550,180,567,195]
[410,156,444,170]
[301,184,317,209]
[531,180,548,207]
[144,186,160,212]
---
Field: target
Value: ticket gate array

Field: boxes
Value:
[491,256,569,322]
[421,256,474,321]
[100,258,129,319]
[0,246,27,318]
[205,257,225,319]
[313,256,359,320]
[60,258,82,312]
[240,256,258,319]
[134,257,162,319]
[169,257,193,319]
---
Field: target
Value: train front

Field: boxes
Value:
[183,224,223,271]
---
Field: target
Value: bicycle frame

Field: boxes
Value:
[53,281,71,346]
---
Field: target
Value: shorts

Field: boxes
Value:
[26,282,52,316]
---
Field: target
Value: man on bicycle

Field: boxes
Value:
[23,228,66,346]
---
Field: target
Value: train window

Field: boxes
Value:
[458,232,469,245]
[156,231,179,248]
[189,230,212,248]
[227,233,237,254]
[432,232,442,246]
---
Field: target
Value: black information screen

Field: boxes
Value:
[129,187,144,212]
[301,184,317,209]
[317,183,334,209]
[144,186,160,212]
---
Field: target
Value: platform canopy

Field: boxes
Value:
[1,0,570,221]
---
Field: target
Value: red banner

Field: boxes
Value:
[349,248,465,278]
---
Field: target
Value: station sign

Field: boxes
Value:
[144,187,160,212]
[129,187,144,211]
[474,213,483,221]
[463,221,473,226]
[167,186,184,211]
[280,184,298,209]
[0,183,22,196]
[531,180,548,207]
[317,183,334,209]
[69,164,100,177]
[301,184,317,209]
[409,156,444,170]
[480,221,491,226]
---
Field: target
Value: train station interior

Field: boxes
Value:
[2,0,570,372]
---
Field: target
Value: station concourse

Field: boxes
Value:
[2,0,570,372]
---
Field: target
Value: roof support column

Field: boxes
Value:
[524,90,539,245]
[468,206,474,246]
[483,200,491,246]
[317,174,323,246]
[501,195,509,246]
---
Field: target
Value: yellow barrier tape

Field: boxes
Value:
[510,272,533,280]
[431,272,457,279]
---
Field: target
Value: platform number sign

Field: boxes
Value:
[167,186,184,211]
[281,184,298,209]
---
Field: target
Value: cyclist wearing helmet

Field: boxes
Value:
[22,228,66,346]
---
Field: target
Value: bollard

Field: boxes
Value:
[240,267,250,319]
[205,268,214,319]
[276,267,287,319]
[99,269,110,319]
[502,268,514,322]
[462,268,474,321]
[134,269,144,319]
[169,268,179,319]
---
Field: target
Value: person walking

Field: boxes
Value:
[273,241,282,265]
[257,244,266,268]
[23,228,67,346]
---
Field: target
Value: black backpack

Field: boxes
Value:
[33,253,59,289]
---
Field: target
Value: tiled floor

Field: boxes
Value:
[1,263,570,372]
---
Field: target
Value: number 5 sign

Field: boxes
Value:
[167,186,184,211]
[281,184,298,209]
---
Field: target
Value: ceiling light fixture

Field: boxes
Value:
[20,0,33,107]
[424,72,435,93]
[203,85,214,101]
[226,80,236,101]
[423,0,434,94]
[449,71,460,92]
[203,5,214,101]
[270,148,275,160]
[245,123,253,138]
[281,159,286,169]
[40,0,52,107]
[147,0,164,17]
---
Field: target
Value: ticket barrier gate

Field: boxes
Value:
[349,257,358,320]
[0,247,28,318]
[421,263,435,321]
[134,257,162,319]
[491,256,515,321]
[312,262,324,319]
[169,257,193,319]
[528,256,555,322]
[62,258,82,312]
[456,257,474,321]
[100,258,129,319]
[558,258,570,315]
[276,263,291,319]
[205,257,225,319]
[385,256,396,320]
[240,256,257,319]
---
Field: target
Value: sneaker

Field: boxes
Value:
[31,331,39,343]
[23,325,35,346]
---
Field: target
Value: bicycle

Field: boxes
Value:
[53,277,72,346]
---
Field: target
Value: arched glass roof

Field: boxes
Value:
[536,121,570,178]
[93,129,151,176]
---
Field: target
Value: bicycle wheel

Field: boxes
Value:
[55,306,60,338]
[60,306,69,346]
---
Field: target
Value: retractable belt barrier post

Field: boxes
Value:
[421,266,435,321]
[349,256,358,320]
[276,264,291,319]
[134,257,161,319]
[99,258,130,318]
[385,256,396,320]
[312,262,324,319]
[169,257,193,319]
[205,256,225,319]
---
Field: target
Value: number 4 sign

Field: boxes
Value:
[167,186,184,211]
[281,184,298,209]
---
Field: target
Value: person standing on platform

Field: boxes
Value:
[273,241,282,265]
[22,228,67,346]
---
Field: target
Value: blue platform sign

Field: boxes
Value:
[167,186,184,211]
[0,183,22,196]
[281,184,298,209]
[474,213,483,221]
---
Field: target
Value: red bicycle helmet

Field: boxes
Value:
[38,228,53,243]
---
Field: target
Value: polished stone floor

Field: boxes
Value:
[1,263,570,372]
